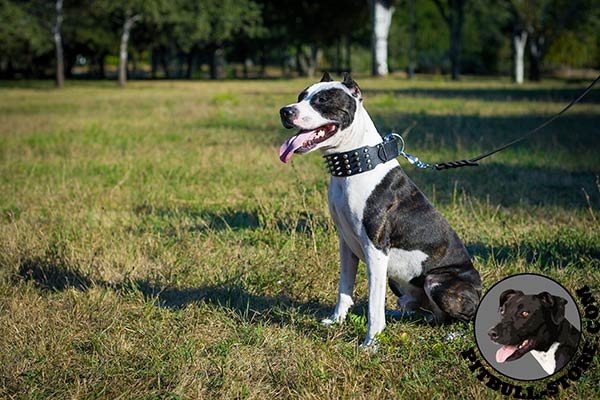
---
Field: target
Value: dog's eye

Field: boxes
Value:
[521,311,529,317]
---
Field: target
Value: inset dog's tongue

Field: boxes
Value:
[279,131,314,163]
[496,345,518,363]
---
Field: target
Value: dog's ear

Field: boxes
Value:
[342,72,362,100]
[499,289,523,308]
[320,72,333,82]
[538,292,567,325]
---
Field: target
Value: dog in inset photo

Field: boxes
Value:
[278,72,482,347]
[488,289,580,375]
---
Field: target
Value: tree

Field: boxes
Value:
[204,0,262,79]
[0,0,71,80]
[369,0,395,76]
[96,0,164,87]
[253,0,368,77]
[432,0,466,80]
[63,2,115,79]
[0,1,49,78]
[52,0,64,87]
[118,12,141,87]
[507,0,592,81]
[511,19,527,83]
[406,0,415,78]
[170,0,211,78]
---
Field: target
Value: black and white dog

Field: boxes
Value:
[279,72,481,347]
[488,290,579,375]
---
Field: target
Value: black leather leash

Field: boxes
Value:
[324,74,599,176]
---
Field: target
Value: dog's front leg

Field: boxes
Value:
[322,236,358,326]
[363,247,389,348]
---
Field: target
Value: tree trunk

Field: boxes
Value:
[118,15,138,88]
[295,45,320,77]
[407,0,415,79]
[131,50,137,78]
[151,48,158,79]
[306,44,320,77]
[210,45,225,79]
[433,0,464,80]
[53,0,64,88]
[369,0,394,76]
[186,50,194,79]
[448,0,464,81]
[99,54,105,79]
[161,47,170,78]
[346,32,352,72]
[528,37,543,81]
[336,37,342,74]
[295,46,304,76]
[512,30,527,84]
[260,47,267,77]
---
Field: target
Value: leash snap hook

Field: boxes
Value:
[384,132,433,170]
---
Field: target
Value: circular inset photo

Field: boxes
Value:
[474,273,581,381]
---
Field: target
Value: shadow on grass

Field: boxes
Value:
[364,86,600,103]
[15,252,329,328]
[134,205,261,230]
[14,255,435,332]
[17,256,92,291]
[133,205,328,235]
[407,161,599,209]
[466,237,600,269]
[15,226,598,331]
[368,112,600,153]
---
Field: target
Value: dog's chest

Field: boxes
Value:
[327,161,398,259]
[530,342,560,374]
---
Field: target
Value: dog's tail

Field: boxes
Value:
[424,265,481,323]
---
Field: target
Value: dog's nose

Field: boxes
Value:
[279,106,297,127]
[488,327,499,341]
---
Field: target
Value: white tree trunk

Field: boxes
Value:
[118,14,139,88]
[370,0,394,76]
[53,0,64,88]
[513,30,527,84]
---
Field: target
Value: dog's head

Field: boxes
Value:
[278,72,362,163]
[488,290,567,364]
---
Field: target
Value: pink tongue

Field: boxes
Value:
[496,345,518,363]
[279,130,315,163]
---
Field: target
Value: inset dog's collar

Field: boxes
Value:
[323,135,400,177]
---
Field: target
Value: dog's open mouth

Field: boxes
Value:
[279,123,338,163]
[495,338,534,363]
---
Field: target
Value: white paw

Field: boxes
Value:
[321,315,344,327]
[443,331,466,342]
[359,337,380,353]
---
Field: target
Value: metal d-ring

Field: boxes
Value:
[384,132,405,154]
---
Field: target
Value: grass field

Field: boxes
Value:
[1,76,599,399]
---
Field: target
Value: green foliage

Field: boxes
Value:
[0,0,51,68]
[169,0,211,53]
[205,0,263,44]
[0,0,599,79]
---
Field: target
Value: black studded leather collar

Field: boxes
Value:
[323,136,400,177]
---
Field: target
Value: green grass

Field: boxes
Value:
[1,76,599,399]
